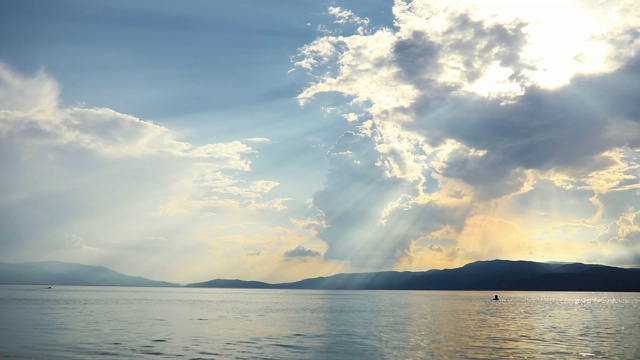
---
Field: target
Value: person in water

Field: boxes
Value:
[493,295,499,300]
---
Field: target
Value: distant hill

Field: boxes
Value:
[185,279,273,289]
[398,260,640,291]
[187,260,640,292]
[0,261,177,287]
[4,260,638,291]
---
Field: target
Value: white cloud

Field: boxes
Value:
[328,6,369,27]
[0,63,290,271]
[243,137,272,143]
[0,63,59,115]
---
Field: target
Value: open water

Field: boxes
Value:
[0,285,639,359]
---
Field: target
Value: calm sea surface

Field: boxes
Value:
[0,286,639,359]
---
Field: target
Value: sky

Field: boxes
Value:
[1,0,640,284]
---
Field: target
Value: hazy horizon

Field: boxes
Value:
[2,0,640,284]
[8,257,635,286]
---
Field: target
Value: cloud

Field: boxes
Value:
[393,11,529,96]
[0,63,288,267]
[328,6,370,32]
[283,245,321,260]
[305,124,471,269]
[294,1,640,269]
[243,137,272,143]
[311,130,408,266]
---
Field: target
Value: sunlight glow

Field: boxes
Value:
[449,0,619,96]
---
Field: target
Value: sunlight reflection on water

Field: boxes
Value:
[0,286,638,359]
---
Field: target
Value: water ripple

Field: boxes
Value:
[1,286,639,359]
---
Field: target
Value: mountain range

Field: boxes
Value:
[1,260,639,291]
[0,261,176,287]
[186,260,640,292]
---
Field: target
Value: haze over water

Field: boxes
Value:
[1,286,639,359]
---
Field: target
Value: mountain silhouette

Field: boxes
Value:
[186,279,273,289]
[187,260,640,291]
[3,259,639,291]
[0,261,177,287]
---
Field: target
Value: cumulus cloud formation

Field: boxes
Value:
[0,63,288,276]
[4,0,640,283]
[294,0,640,269]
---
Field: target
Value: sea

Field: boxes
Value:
[0,286,639,359]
